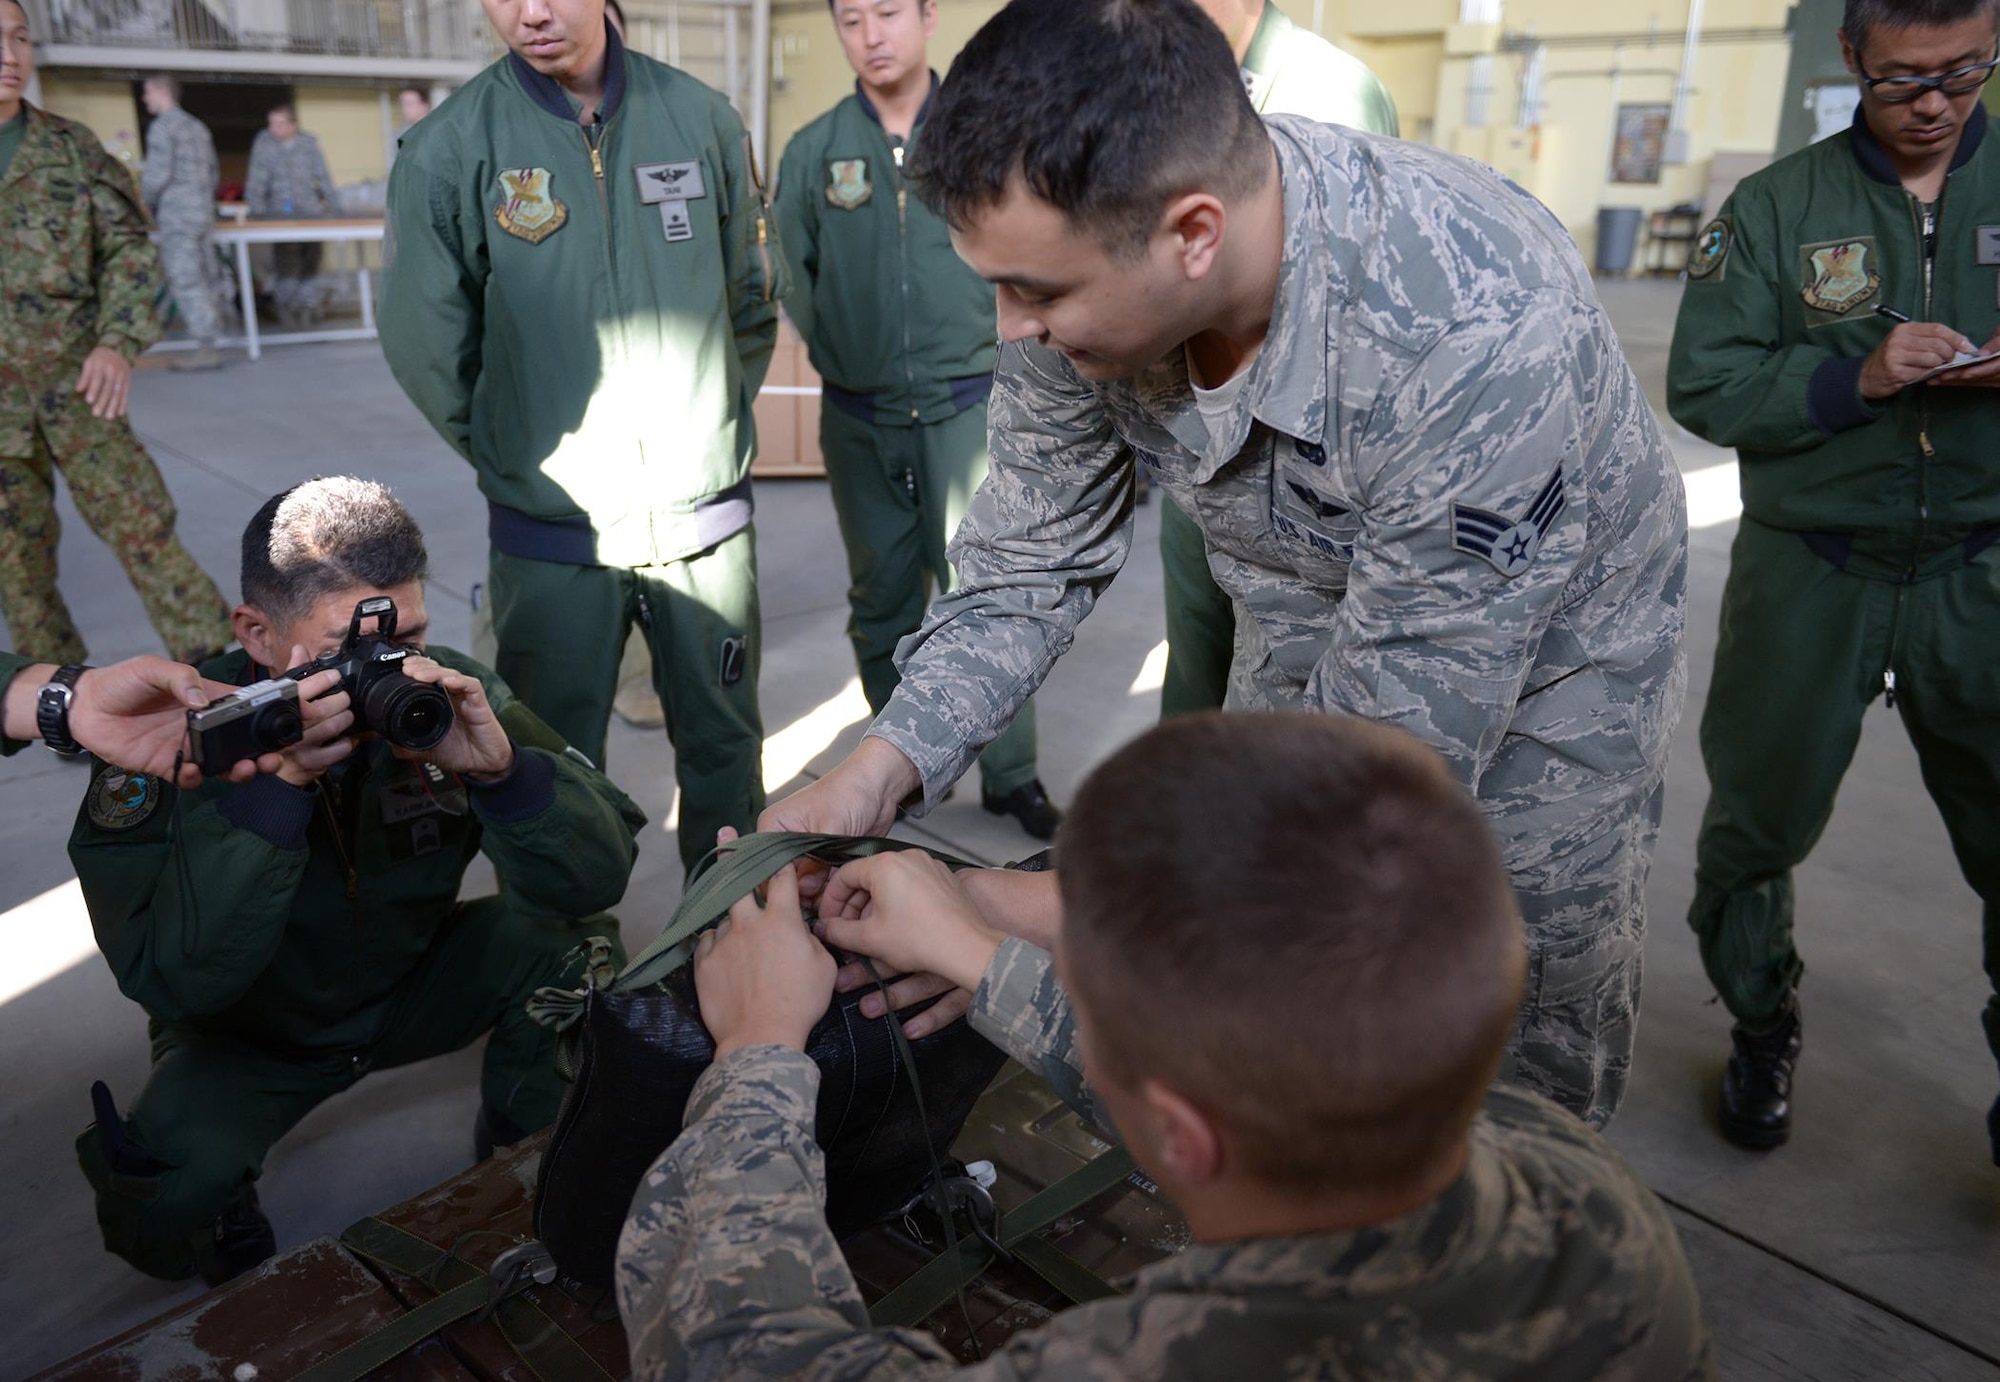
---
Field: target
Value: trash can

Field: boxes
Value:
[1596,206,1644,276]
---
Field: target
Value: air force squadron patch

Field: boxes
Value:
[87,766,161,832]
[1451,467,1567,578]
[494,168,568,244]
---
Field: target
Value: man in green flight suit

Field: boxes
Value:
[775,0,1059,839]
[69,477,646,1285]
[380,0,784,871]
[1669,0,2000,1162]
[1159,0,1399,719]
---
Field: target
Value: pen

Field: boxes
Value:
[1875,305,1914,324]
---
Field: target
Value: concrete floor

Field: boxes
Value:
[1,279,1996,1378]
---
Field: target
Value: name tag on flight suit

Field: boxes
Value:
[635,161,706,244]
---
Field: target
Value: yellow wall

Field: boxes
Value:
[35,76,141,171]
[295,85,395,186]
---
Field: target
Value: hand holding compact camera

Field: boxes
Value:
[188,598,458,781]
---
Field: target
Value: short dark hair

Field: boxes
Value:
[398,84,429,104]
[268,101,296,121]
[241,477,429,628]
[907,0,1271,258]
[1057,713,1526,1195]
[144,73,182,100]
[1844,0,2000,51]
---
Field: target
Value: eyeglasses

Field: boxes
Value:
[1856,50,2000,102]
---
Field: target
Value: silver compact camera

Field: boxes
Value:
[187,678,304,775]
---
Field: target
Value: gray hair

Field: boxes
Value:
[240,476,429,627]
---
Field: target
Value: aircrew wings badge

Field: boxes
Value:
[826,158,871,210]
[495,168,568,244]
[1450,466,1567,579]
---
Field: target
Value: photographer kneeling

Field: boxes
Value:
[70,476,646,1285]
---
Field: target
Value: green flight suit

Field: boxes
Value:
[68,646,646,1282]
[380,24,785,869]
[774,80,1035,795]
[1159,2,1399,718]
[1668,109,2000,1080]
[1,648,35,754]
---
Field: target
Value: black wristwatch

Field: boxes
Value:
[36,664,89,757]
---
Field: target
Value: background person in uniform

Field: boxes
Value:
[139,73,224,371]
[1668,0,2000,1163]
[766,0,1687,1130]
[1158,0,1398,720]
[380,0,784,872]
[618,714,1713,1380]
[68,476,646,1286]
[775,0,1060,840]
[0,0,233,667]
[245,102,336,329]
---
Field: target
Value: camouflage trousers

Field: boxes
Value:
[0,380,232,664]
[1494,779,1665,1131]
[157,228,222,343]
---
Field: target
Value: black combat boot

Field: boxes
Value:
[1718,991,1802,1150]
[199,1187,276,1286]
[981,780,1062,841]
[475,1103,530,1162]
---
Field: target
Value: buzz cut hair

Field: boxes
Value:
[906,0,1272,260]
[1057,713,1527,1196]
[1843,0,2000,51]
[240,476,429,628]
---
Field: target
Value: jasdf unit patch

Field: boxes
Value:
[1451,466,1567,579]
[1686,218,1731,280]
[826,158,871,211]
[1799,237,1882,321]
[87,767,160,832]
[495,168,568,244]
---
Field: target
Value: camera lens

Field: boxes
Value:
[363,672,454,750]
[251,700,304,751]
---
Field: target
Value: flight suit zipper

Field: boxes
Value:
[756,212,775,303]
[1881,188,1947,709]
[892,140,920,426]
[582,110,658,560]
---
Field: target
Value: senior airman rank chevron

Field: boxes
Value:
[1450,466,1566,578]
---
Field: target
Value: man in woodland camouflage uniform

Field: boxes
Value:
[0,0,232,665]
[765,0,1688,1131]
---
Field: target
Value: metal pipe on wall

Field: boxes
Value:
[1669,0,1707,134]
[750,0,769,175]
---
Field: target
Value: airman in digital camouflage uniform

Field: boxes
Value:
[621,714,1712,1381]
[245,102,337,328]
[140,73,224,370]
[765,0,1688,1130]
[1158,0,1399,719]
[0,0,233,667]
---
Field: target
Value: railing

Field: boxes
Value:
[23,0,497,62]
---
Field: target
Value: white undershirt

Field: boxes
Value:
[1192,364,1253,433]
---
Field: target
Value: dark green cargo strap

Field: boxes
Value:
[290,1216,613,1382]
[529,831,975,1030]
[868,1145,1138,1329]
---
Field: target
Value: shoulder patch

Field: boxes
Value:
[87,767,162,832]
[1451,467,1567,579]
[1686,217,1731,281]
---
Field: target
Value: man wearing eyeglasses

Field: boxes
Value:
[1668,0,2000,1165]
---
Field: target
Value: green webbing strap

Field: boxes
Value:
[867,1146,1138,1328]
[290,1277,490,1382]
[297,1216,612,1382]
[614,831,974,993]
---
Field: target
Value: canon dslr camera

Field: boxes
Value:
[189,597,454,774]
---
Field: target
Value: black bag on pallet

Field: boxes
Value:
[530,832,1012,1289]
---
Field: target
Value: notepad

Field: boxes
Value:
[1913,349,2000,383]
